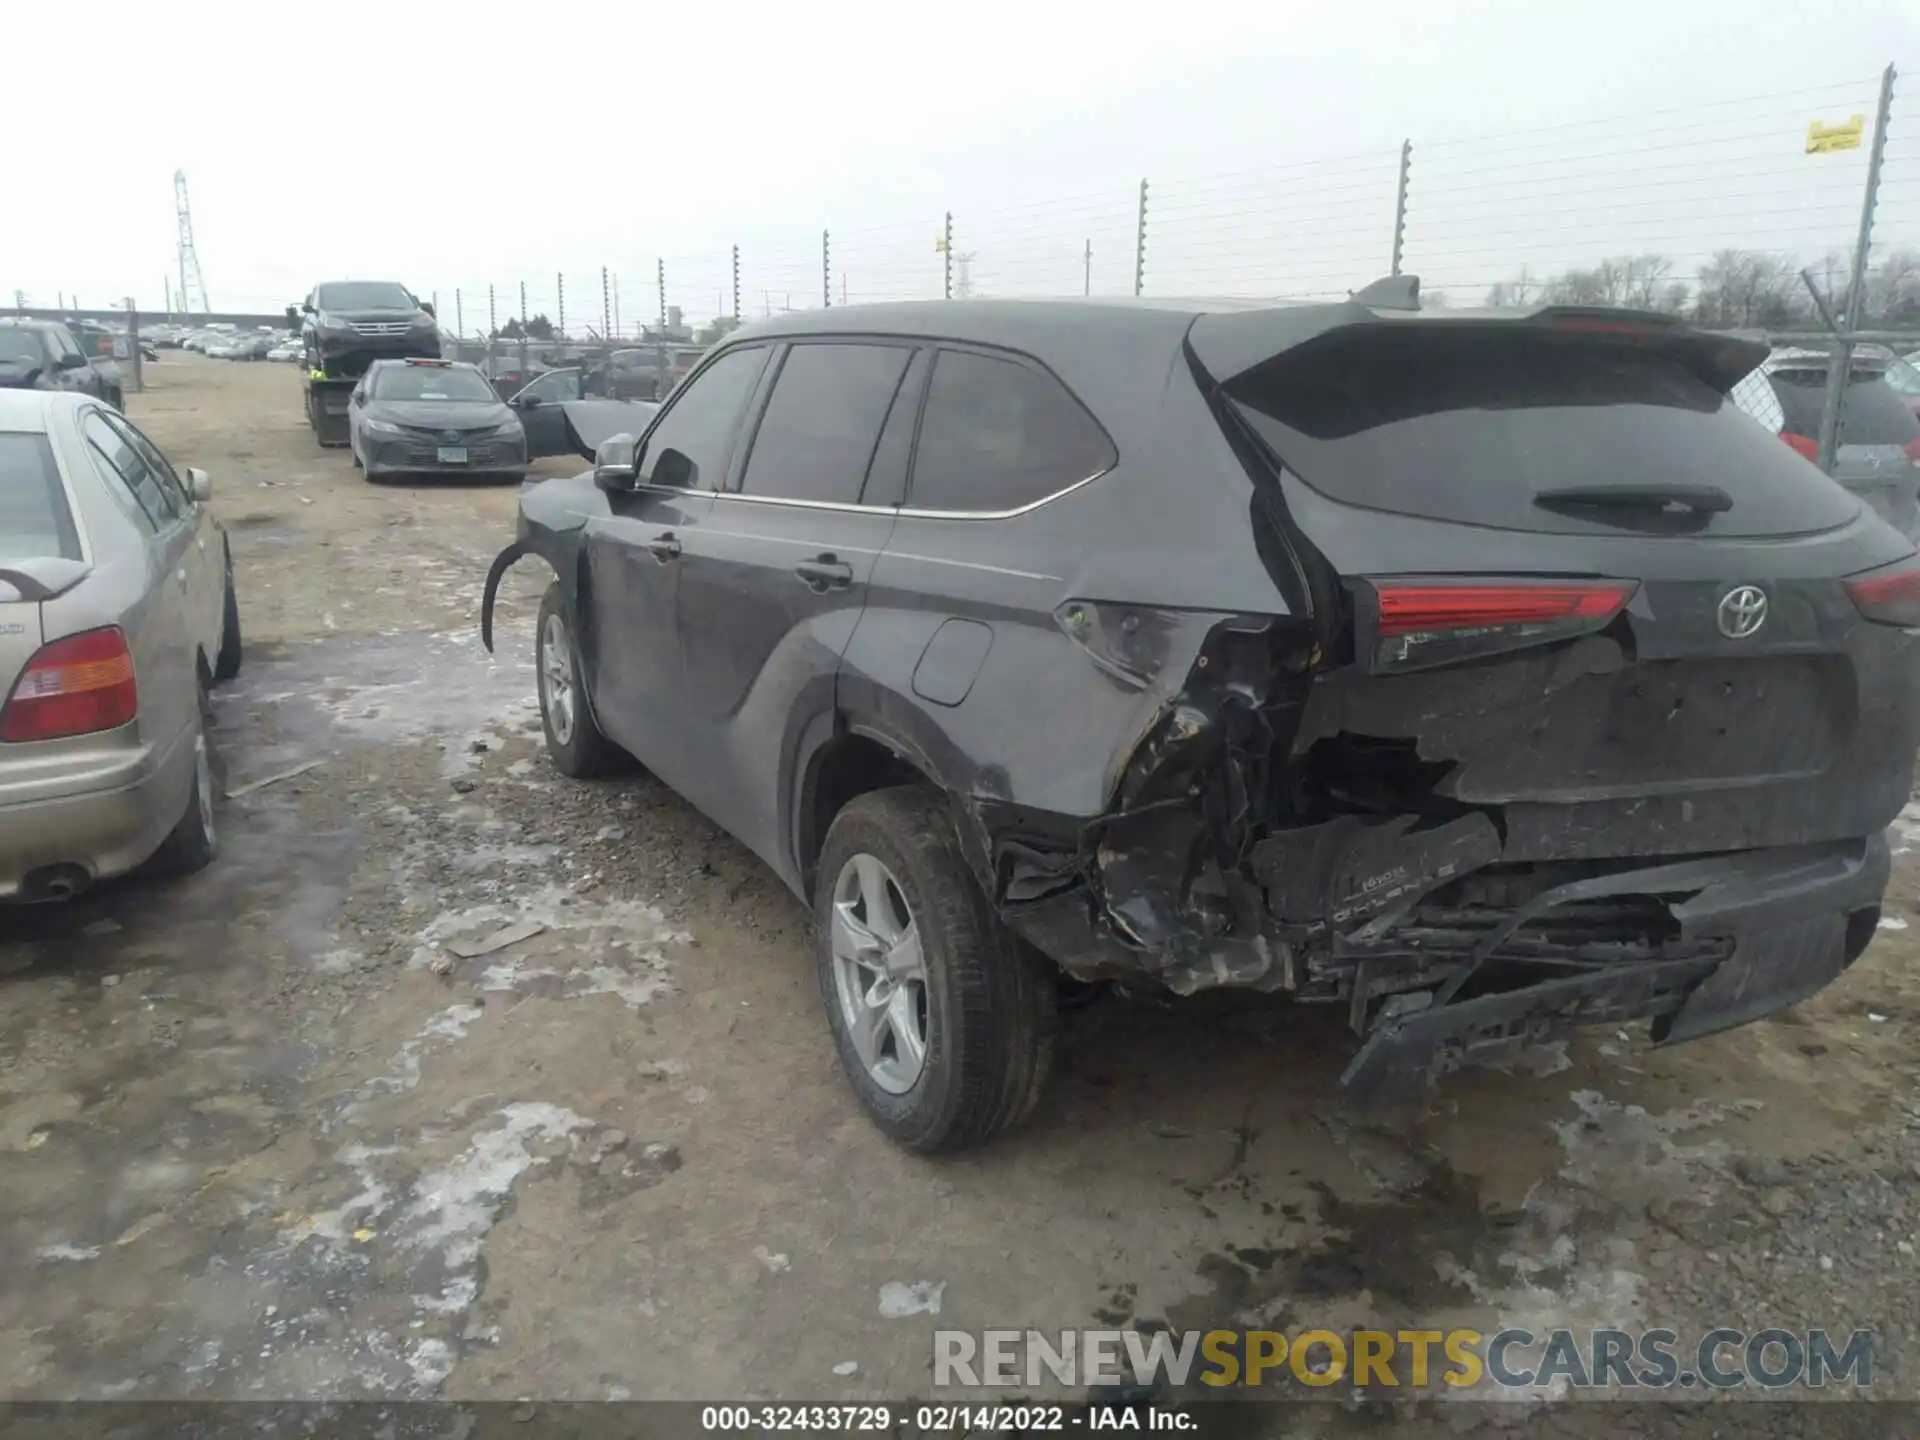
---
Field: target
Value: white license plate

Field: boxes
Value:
[437,446,468,464]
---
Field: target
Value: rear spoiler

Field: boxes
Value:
[0,558,90,603]
[1187,280,1769,396]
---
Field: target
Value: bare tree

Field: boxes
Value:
[1693,250,1804,328]
[1866,248,1920,324]
[1485,267,1541,308]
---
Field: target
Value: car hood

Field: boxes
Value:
[0,360,45,387]
[366,400,514,430]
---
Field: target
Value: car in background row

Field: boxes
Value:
[483,289,1920,1151]
[347,357,526,483]
[1884,352,1920,422]
[0,320,124,409]
[1732,349,1920,537]
[266,339,302,362]
[0,388,242,901]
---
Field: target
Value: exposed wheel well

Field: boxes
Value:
[800,734,928,893]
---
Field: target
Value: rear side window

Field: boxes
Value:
[1769,372,1920,448]
[639,345,768,491]
[1229,330,1863,539]
[908,349,1115,514]
[740,342,912,505]
[0,433,82,562]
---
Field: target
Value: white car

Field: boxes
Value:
[0,390,241,899]
[266,341,302,362]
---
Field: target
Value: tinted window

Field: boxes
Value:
[518,369,582,403]
[863,350,930,508]
[0,433,82,562]
[909,349,1114,513]
[374,366,498,402]
[740,344,912,504]
[0,329,47,365]
[105,414,191,512]
[82,411,178,530]
[640,346,768,490]
[317,282,416,311]
[1769,372,1920,448]
[1229,330,1862,539]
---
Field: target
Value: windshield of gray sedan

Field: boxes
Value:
[371,367,497,403]
[0,433,83,562]
[317,282,416,312]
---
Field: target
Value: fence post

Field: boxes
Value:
[557,273,566,339]
[1390,139,1412,277]
[732,245,742,322]
[943,212,954,300]
[612,277,621,338]
[488,286,497,376]
[455,289,464,340]
[601,267,612,340]
[657,258,667,329]
[1133,180,1148,297]
[125,298,143,394]
[1084,239,1092,296]
[822,230,832,308]
[1816,62,1897,473]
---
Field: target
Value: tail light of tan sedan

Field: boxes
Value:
[0,628,138,742]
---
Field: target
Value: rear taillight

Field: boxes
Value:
[0,628,138,742]
[1362,579,1636,674]
[1844,559,1920,628]
[1782,431,1821,462]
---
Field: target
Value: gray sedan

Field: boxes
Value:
[347,359,527,483]
[0,389,240,900]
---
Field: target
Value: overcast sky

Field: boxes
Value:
[6,0,1917,329]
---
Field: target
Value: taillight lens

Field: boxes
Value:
[1781,431,1821,462]
[1362,579,1636,674]
[1844,559,1920,628]
[0,628,138,742]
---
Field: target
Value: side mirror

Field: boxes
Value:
[593,433,640,491]
[519,393,543,409]
[301,301,315,314]
[186,467,213,503]
[652,446,696,490]
[56,353,87,371]
[420,302,436,318]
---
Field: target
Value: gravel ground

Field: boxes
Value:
[1,356,1918,1434]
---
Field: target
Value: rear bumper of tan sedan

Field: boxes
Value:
[0,725,197,900]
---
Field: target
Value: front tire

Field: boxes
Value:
[535,583,630,778]
[815,786,1057,1153]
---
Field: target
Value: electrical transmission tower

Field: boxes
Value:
[174,169,209,316]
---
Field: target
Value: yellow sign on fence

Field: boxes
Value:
[1806,115,1865,154]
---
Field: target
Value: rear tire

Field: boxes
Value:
[536,583,630,778]
[815,785,1057,1153]
[146,693,219,878]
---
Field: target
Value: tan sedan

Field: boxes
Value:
[0,389,241,900]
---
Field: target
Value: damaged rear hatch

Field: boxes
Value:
[1195,310,1920,1082]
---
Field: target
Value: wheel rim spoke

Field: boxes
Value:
[830,851,930,1095]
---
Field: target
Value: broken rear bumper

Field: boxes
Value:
[1000,828,1887,1091]
[1338,835,1886,1093]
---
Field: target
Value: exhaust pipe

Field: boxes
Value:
[21,864,92,902]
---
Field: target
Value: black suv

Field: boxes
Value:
[482,283,1920,1152]
[0,319,123,408]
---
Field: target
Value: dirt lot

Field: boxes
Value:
[4,355,1920,1426]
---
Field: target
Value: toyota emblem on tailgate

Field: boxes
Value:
[1717,585,1768,639]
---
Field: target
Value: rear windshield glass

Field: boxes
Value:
[372,367,496,402]
[0,433,82,563]
[1769,371,1920,448]
[1228,329,1862,538]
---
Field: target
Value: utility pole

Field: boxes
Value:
[1134,179,1149,297]
[1390,139,1412,277]
[1084,239,1091,297]
[174,169,209,314]
[164,277,173,323]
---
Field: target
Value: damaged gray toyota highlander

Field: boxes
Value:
[480,279,1920,1152]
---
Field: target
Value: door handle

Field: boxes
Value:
[794,555,854,592]
[646,534,682,563]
